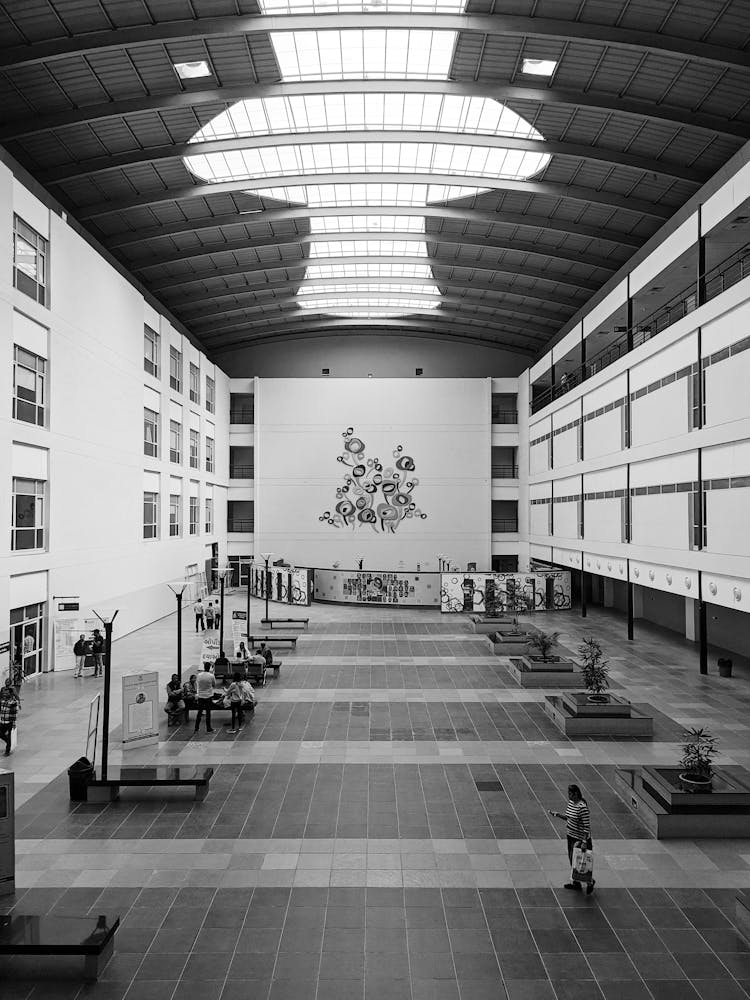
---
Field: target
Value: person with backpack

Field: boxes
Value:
[91,629,105,678]
[73,634,88,677]
[549,783,595,894]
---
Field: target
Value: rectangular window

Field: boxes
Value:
[189,363,200,403]
[189,496,199,535]
[205,498,213,534]
[144,325,160,378]
[206,436,215,473]
[169,420,182,464]
[144,407,159,457]
[13,346,46,426]
[13,215,48,306]
[169,494,181,537]
[143,491,159,539]
[205,375,215,413]
[189,428,199,469]
[11,477,46,551]
[169,346,182,392]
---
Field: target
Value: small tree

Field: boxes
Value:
[679,727,717,782]
[578,636,610,698]
[528,630,560,662]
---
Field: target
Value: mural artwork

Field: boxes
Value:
[440,572,572,614]
[319,427,427,533]
[249,565,313,607]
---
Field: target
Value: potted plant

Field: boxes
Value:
[528,630,560,662]
[578,637,610,703]
[678,726,717,793]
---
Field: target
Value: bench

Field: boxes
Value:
[247,634,298,648]
[213,660,281,684]
[86,765,213,803]
[184,696,257,721]
[0,914,119,981]
[260,617,309,630]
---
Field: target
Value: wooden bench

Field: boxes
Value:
[247,634,298,648]
[260,617,309,630]
[0,914,119,981]
[86,765,213,802]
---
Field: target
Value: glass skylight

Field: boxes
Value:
[309,215,426,233]
[308,239,428,258]
[189,94,543,142]
[298,281,440,295]
[253,183,484,207]
[299,296,440,312]
[258,0,466,11]
[269,30,457,80]
[305,263,435,279]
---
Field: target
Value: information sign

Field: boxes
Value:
[121,672,160,750]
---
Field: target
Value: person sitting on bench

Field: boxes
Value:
[165,674,185,726]
[237,641,249,662]
[257,643,274,669]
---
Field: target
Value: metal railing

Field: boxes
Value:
[491,519,519,533]
[230,466,255,479]
[230,408,254,424]
[228,519,254,532]
[530,242,750,415]
[491,465,519,478]
[491,409,518,424]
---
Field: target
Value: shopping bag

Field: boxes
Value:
[571,845,594,884]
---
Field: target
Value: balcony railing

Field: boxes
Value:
[230,408,254,424]
[230,466,255,479]
[492,464,519,479]
[492,409,518,424]
[491,519,519,533]
[530,241,750,415]
[228,519,254,532]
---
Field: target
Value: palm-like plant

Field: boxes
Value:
[578,636,610,698]
[679,727,717,781]
[528,630,560,662]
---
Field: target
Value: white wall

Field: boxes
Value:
[254,377,491,571]
[0,163,230,670]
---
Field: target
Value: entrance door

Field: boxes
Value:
[9,601,46,679]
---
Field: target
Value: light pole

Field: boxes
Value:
[216,566,232,657]
[92,608,118,782]
[260,552,274,624]
[167,582,188,682]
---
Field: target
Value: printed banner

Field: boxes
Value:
[231,610,247,658]
[121,671,159,750]
[52,597,81,671]
[200,634,221,665]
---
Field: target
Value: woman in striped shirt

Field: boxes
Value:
[550,784,595,894]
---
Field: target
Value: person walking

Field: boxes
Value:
[91,629,105,678]
[205,602,215,630]
[194,664,215,734]
[213,601,221,631]
[195,599,205,632]
[0,679,21,756]
[73,634,87,677]
[226,672,244,734]
[549,783,595,894]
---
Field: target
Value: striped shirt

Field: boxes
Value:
[565,799,591,840]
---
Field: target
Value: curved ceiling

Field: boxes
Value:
[0,0,748,359]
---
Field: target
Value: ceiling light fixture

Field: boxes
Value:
[174,60,212,79]
[522,58,558,76]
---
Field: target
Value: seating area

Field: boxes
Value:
[0,914,120,982]
[86,764,214,802]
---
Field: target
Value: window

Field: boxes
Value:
[13,346,46,426]
[144,407,159,457]
[13,215,48,306]
[11,477,46,550]
[144,325,160,378]
[169,420,182,464]
[230,393,254,423]
[205,375,215,413]
[189,428,200,469]
[206,436,214,473]
[169,346,182,392]
[10,601,46,679]
[228,500,254,532]
[205,498,213,534]
[189,363,200,403]
[143,491,159,539]
[189,496,199,535]
[169,494,181,537]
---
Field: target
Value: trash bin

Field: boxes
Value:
[67,757,94,801]
[718,657,733,678]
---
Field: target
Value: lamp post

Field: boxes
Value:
[260,552,274,624]
[216,566,232,657]
[92,608,118,782]
[167,582,188,682]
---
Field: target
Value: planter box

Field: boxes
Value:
[616,765,750,838]
[488,632,532,655]
[545,695,653,737]
[470,617,519,634]
[560,692,632,717]
[507,657,582,688]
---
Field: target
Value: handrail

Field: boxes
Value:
[228,519,254,532]
[230,466,255,478]
[491,465,519,478]
[491,519,519,532]
[491,409,518,424]
[230,408,254,423]
[530,241,750,415]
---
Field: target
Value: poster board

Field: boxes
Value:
[52,596,81,671]
[440,571,572,613]
[200,634,220,665]
[231,610,247,657]
[121,672,159,750]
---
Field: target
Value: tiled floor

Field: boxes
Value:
[2,595,750,999]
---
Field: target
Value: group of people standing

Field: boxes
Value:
[193,599,221,631]
[166,663,257,735]
[72,630,105,678]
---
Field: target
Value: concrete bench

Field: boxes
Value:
[87,765,213,802]
[260,618,309,630]
[247,634,298,648]
[0,914,119,981]
[184,696,257,720]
